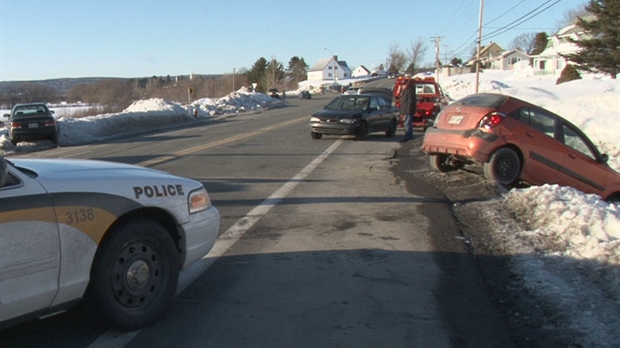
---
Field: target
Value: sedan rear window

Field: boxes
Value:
[13,105,51,118]
[455,94,508,109]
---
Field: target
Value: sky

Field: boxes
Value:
[0,0,588,82]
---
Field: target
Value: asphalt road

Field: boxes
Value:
[1,93,514,347]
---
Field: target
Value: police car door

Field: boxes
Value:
[0,163,61,323]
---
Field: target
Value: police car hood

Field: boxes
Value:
[10,158,196,190]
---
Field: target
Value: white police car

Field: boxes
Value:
[0,157,220,330]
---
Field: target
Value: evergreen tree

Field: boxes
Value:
[246,57,269,91]
[563,0,619,79]
[262,58,285,91]
[556,64,582,85]
[287,56,309,84]
[531,32,549,55]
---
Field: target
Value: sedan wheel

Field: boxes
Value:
[385,120,397,138]
[311,132,322,139]
[429,154,460,173]
[85,218,180,330]
[483,147,521,185]
[355,122,368,140]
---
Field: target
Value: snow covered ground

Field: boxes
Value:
[1,69,619,346]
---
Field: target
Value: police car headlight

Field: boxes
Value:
[188,187,211,214]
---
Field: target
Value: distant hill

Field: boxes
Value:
[0,77,113,96]
[0,74,224,96]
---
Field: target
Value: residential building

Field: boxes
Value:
[531,16,594,75]
[307,56,352,81]
[352,65,371,78]
[491,49,530,70]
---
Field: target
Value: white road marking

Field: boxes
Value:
[86,139,344,348]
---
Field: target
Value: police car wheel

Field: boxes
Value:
[85,218,180,330]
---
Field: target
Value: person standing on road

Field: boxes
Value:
[399,80,416,142]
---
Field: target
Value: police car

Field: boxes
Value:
[0,157,220,330]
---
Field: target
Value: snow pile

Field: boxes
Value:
[505,185,620,259]
[0,90,283,154]
[192,87,283,116]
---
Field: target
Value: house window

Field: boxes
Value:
[508,57,520,65]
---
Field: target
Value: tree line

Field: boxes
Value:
[1,56,309,115]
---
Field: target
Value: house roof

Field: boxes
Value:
[309,57,352,73]
[309,58,333,71]
[479,42,504,56]
[500,49,529,58]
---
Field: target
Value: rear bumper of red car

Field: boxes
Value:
[421,127,501,163]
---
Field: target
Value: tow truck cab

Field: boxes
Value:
[393,76,449,131]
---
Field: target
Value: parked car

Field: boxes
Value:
[268,88,280,99]
[343,86,360,95]
[3,103,59,146]
[0,157,221,329]
[422,93,620,203]
[309,93,398,140]
[393,76,450,131]
[299,90,312,99]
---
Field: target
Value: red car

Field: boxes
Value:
[393,76,450,131]
[422,93,620,204]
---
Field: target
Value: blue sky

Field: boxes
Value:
[1,0,586,81]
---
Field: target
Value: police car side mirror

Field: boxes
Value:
[3,113,9,118]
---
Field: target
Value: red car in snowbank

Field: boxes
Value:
[421,93,620,204]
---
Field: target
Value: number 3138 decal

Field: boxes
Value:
[65,208,95,225]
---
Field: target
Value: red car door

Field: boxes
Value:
[556,121,608,197]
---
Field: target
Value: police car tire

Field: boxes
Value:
[85,217,180,330]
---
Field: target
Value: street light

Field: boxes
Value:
[324,47,336,83]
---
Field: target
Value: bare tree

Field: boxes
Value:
[21,83,57,103]
[387,42,407,73]
[510,32,537,54]
[407,38,428,72]
[557,2,589,29]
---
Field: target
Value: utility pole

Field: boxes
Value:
[475,0,485,93]
[430,36,443,82]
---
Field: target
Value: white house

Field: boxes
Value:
[352,65,371,78]
[531,16,593,75]
[491,49,530,70]
[307,56,352,81]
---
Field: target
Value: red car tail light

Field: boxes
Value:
[478,112,505,129]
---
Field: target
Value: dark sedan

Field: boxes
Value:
[309,93,398,140]
[3,103,59,146]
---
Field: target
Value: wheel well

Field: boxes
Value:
[605,192,620,204]
[104,208,185,265]
[499,144,524,169]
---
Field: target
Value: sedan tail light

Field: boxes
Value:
[10,121,24,129]
[44,119,56,127]
[478,112,505,129]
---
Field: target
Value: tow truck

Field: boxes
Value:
[393,76,450,131]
